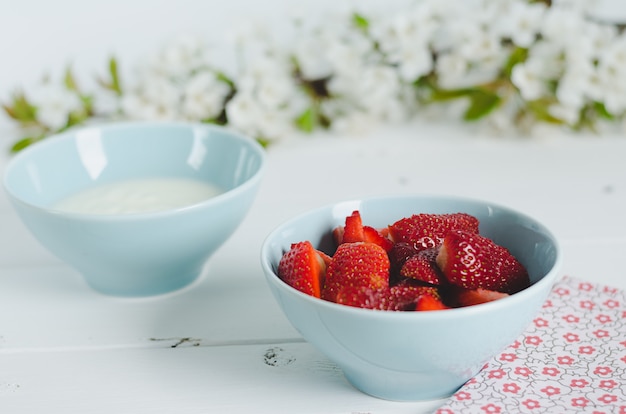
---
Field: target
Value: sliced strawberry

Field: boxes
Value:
[415,294,450,311]
[436,230,530,294]
[333,211,393,251]
[399,247,445,286]
[332,225,345,246]
[342,210,365,243]
[388,213,479,251]
[322,242,390,302]
[454,288,510,307]
[277,241,327,298]
[363,225,394,251]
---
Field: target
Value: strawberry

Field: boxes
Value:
[341,210,365,243]
[391,281,440,304]
[278,241,328,298]
[453,288,510,307]
[388,242,419,276]
[335,286,394,310]
[399,247,445,286]
[363,225,394,251]
[415,294,450,311]
[436,230,530,294]
[335,283,439,311]
[388,213,479,251]
[333,210,393,251]
[322,242,390,302]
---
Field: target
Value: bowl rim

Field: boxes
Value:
[2,121,266,222]
[260,194,563,320]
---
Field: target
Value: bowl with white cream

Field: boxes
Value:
[3,122,265,296]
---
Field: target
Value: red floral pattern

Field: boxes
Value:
[435,276,626,413]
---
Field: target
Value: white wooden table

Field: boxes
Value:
[1,121,625,413]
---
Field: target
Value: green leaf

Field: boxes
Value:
[464,90,501,121]
[108,57,123,95]
[503,47,528,77]
[526,99,564,124]
[296,107,316,132]
[4,94,37,123]
[429,87,474,102]
[216,71,235,89]
[256,137,271,148]
[10,136,40,153]
[64,67,79,91]
[353,13,369,32]
[593,101,614,120]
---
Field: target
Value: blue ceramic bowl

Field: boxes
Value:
[4,122,265,296]
[260,195,561,401]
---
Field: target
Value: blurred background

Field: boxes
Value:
[1,0,626,142]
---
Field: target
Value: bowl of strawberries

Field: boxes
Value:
[260,195,561,401]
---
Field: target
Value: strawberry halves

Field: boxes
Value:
[278,241,328,298]
[436,230,530,294]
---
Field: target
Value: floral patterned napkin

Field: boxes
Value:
[435,275,626,414]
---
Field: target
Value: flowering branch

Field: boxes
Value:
[3,0,624,152]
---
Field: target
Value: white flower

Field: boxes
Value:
[556,55,595,110]
[435,53,470,90]
[541,6,586,50]
[182,71,231,121]
[395,45,433,82]
[225,92,264,136]
[293,35,333,80]
[457,26,502,63]
[30,83,82,130]
[293,11,374,81]
[370,4,435,80]
[593,37,626,115]
[549,103,580,125]
[511,58,549,101]
[121,74,181,120]
[496,0,546,48]
[152,34,212,79]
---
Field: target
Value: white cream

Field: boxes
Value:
[54,178,223,215]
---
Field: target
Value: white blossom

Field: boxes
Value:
[121,74,181,120]
[556,55,595,110]
[592,34,626,115]
[30,83,82,130]
[549,103,580,125]
[435,53,470,90]
[182,72,231,121]
[151,34,213,79]
[512,58,550,101]
[495,0,546,48]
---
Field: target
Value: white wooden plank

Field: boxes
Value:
[0,342,445,414]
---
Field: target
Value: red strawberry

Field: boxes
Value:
[388,213,479,251]
[415,294,450,311]
[333,210,393,251]
[278,241,328,298]
[399,247,445,286]
[390,281,440,304]
[363,225,394,251]
[322,242,390,302]
[335,286,394,310]
[436,230,530,294]
[454,288,510,307]
[341,210,365,243]
[388,242,419,276]
[335,283,439,311]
